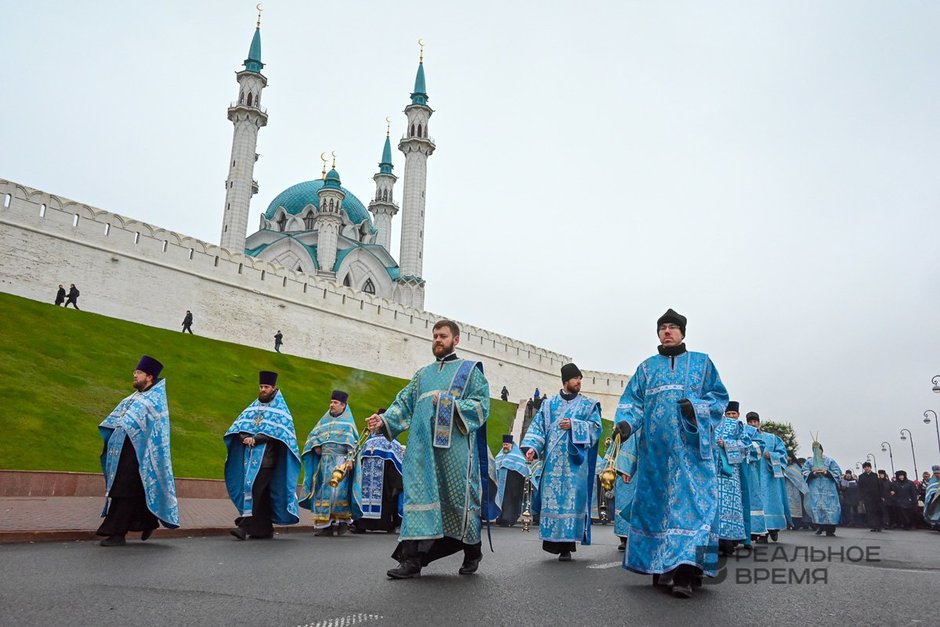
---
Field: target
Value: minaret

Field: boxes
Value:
[315,154,345,278]
[368,119,399,251]
[220,10,268,253]
[396,41,435,309]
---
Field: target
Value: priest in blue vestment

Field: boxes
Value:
[300,390,359,536]
[494,435,528,527]
[715,402,749,554]
[352,409,404,533]
[224,371,301,540]
[784,453,809,530]
[741,418,765,543]
[614,309,729,599]
[801,440,842,536]
[522,363,602,562]
[97,355,179,546]
[746,412,789,541]
[366,320,491,579]
[924,465,940,528]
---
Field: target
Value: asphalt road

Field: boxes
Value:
[1,525,937,626]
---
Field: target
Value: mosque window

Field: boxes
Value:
[417,124,423,137]
[363,279,376,294]
[3,193,11,208]
[239,91,244,104]
[410,124,415,137]
[39,203,46,217]
[383,189,389,201]
[343,274,352,287]
[247,92,253,107]
[304,213,315,229]
[277,215,287,232]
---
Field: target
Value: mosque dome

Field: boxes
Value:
[263,180,372,226]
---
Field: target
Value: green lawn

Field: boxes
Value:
[0,292,518,479]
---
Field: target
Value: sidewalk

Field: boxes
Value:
[0,496,315,544]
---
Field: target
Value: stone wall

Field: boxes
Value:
[0,178,629,416]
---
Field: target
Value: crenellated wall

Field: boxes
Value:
[0,178,629,417]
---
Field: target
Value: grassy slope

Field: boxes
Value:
[0,292,517,479]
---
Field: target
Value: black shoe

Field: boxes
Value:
[387,559,422,579]
[458,557,481,575]
[99,535,126,547]
[618,538,626,552]
[672,583,693,598]
[826,530,835,537]
[558,551,573,562]
[141,528,153,541]
[756,535,768,544]
[336,523,349,536]
[869,528,877,532]
[769,529,778,542]
[230,527,247,541]
[815,528,823,535]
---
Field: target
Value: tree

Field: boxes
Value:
[761,420,800,456]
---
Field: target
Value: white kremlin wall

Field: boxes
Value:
[0,178,630,418]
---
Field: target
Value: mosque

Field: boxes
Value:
[218,16,433,309]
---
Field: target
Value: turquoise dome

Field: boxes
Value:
[263,180,372,226]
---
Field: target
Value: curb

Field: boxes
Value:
[0,524,318,545]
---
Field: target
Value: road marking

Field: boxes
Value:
[587,561,622,569]
[297,613,383,627]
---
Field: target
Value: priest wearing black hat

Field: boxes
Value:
[97,355,180,546]
[224,371,302,540]
[494,434,529,527]
[613,309,729,598]
[300,389,360,536]
[351,409,405,534]
[521,362,602,561]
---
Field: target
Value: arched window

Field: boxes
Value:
[417,123,423,137]
[382,189,388,201]
[304,213,315,230]
[238,91,244,104]
[329,198,334,210]
[343,274,352,287]
[410,124,415,137]
[246,92,253,107]
[277,214,287,232]
[362,278,376,294]
[424,125,428,138]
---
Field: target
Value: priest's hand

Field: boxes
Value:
[366,414,383,433]
[764,451,771,460]
[559,418,571,431]
[525,448,537,462]
[615,421,631,440]
[242,436,256,447]
[622,474,632,484]
[314,446,322,455]
[717,438,725,448]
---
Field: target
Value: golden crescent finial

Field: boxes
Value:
[320,152,328,179]
[331,151,337,169]
[256,3,263,27]
[385,116,392,136]
[418,38,424,62]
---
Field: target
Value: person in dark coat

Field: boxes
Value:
[878,469,896,528]
[54,284,66,306]
[839,470,861,526]
[857,462,884,532]
[274,330,283,353]
[891,470,919,529]
[64,283,80,309]
[181,310,194,334]
[500,386,509,402]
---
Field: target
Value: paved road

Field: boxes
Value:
[1,525,937,626]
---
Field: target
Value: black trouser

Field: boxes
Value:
[235,466,274,537]
[97,437,158,537]
[863,497,883,529]
[182,324,193,334]
[393,538,482,566]
[542,540,576,555]
[64,298,79,309]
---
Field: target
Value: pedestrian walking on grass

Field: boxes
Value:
[64,284,80,309]
[54,284,66,306]
[181,310,194,334]
[274,330,283,353]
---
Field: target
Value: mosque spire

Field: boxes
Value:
[369,117,399,252]
[410,39,428,106]
[244,5,264,73]
[379,118,394,175]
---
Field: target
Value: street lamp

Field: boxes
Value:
[932,375,940,394]
[899,428,919,478]
[924,410,940,457]
[880,441,895,475]
[855,462,862,470]
[866,453,877,471]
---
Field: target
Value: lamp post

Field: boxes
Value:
[880,441,895,475]
[899,428,918,478]
[924,410,940,457]
[932,375,940,394]
[866,453,877,471]
[855,462,862,470]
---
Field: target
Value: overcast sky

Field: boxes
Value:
[4,1,940,472]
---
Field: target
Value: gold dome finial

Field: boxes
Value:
[255,3,263,28]
[418,38,424,63]
[385,115,392,136]
[331,150,337,169]
[320,152,328,179]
